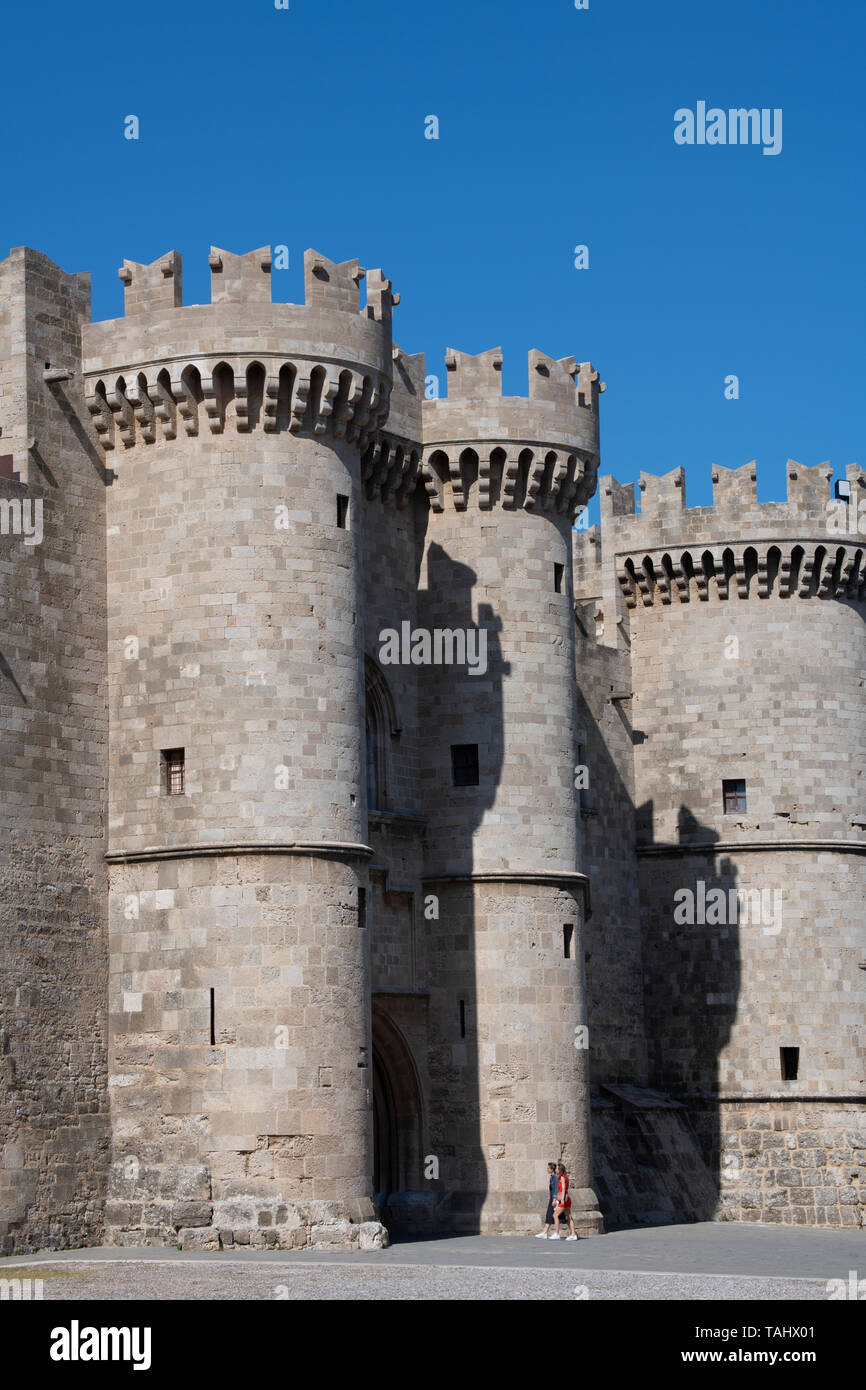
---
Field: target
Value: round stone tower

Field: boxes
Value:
[582,458,866,1226]
[416,348,605,1233]
[82,245,397,1249]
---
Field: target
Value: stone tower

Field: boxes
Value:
[416,347,604,1233]
[84,246,395,1247]
[575,460,866,1227]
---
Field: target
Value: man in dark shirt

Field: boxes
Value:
[535,1162,559,1238]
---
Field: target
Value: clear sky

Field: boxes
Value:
[2,0,862,520]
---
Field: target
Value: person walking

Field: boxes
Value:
[551,1162,579,1240]
[535,1161,559,1238]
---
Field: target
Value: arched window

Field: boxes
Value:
[245,361,266,431]
[364,656,400,813]
[212,361,235,430]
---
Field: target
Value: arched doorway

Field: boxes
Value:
[371,1007,424,1202]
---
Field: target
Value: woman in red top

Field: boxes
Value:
[551,1163,579,1240]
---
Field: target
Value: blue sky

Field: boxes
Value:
[2,0,862,520]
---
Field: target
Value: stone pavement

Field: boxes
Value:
[1,1224,862,1301]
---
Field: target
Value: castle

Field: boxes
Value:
[0,243,862,1255]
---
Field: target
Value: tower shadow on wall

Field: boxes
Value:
[572,655,654,1227]
[575,672,648,1090]
[628,801,741,1225]
[416,539,507,1235]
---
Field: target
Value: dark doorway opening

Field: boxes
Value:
[371,1007,429,1234]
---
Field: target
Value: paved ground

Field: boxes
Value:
[1,1224,862,1300]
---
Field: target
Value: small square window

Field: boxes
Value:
[451,744,479,787]
[337,494,349,529]
[722,778,747,813]
[162,748,185,795]
[780,1046,799,1081]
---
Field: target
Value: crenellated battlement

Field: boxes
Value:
[209,245,272,303]
[81,244,397,454]
[1,243,606,525]
[419,347,604,519]
[437,347,603,415]
[304,248,365,314]
[574,460,866,615]
[605,458,839,527]
[119,251,182,315]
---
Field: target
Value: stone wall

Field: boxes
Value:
[640,850,864,1097]
[105,851,379,1251]
[0,249,110,1255]
[708,1101,864,1228]
[591,1098,865,1230]
[572,593,647,1086]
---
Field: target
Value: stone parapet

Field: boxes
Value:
[82,247,394,455]
[421,349,603,520]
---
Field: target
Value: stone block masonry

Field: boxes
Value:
[0,250,111,1255]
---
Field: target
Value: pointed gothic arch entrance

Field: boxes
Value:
[371,1006,424,1200]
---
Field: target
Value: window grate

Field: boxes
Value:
[162,748,185,796]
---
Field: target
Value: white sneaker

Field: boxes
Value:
[548,1233,560,1240]
[566,1234,578,1241]
[534,1231,548,1238]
